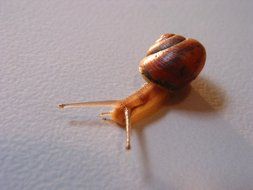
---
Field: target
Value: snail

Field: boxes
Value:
[58,33,206,150]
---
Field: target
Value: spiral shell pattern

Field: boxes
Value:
[139,34,206,90]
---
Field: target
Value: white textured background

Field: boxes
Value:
[1,1,253,190]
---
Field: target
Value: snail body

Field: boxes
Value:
[111,82,168,126]
[112,34,206,126]
[59,33,206,150]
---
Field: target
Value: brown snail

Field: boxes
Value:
[58,33,206,150]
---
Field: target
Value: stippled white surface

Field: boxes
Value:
[1,1,253,190]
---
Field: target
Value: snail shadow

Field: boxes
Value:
[172,76,227,112]
[66,76,227,185]
[69,119,115,128]
[134,76,227,182]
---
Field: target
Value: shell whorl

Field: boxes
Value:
[139,33,206,90]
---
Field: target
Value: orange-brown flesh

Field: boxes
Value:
[111,83,168,126]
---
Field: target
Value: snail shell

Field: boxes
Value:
[139,34,206,90]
